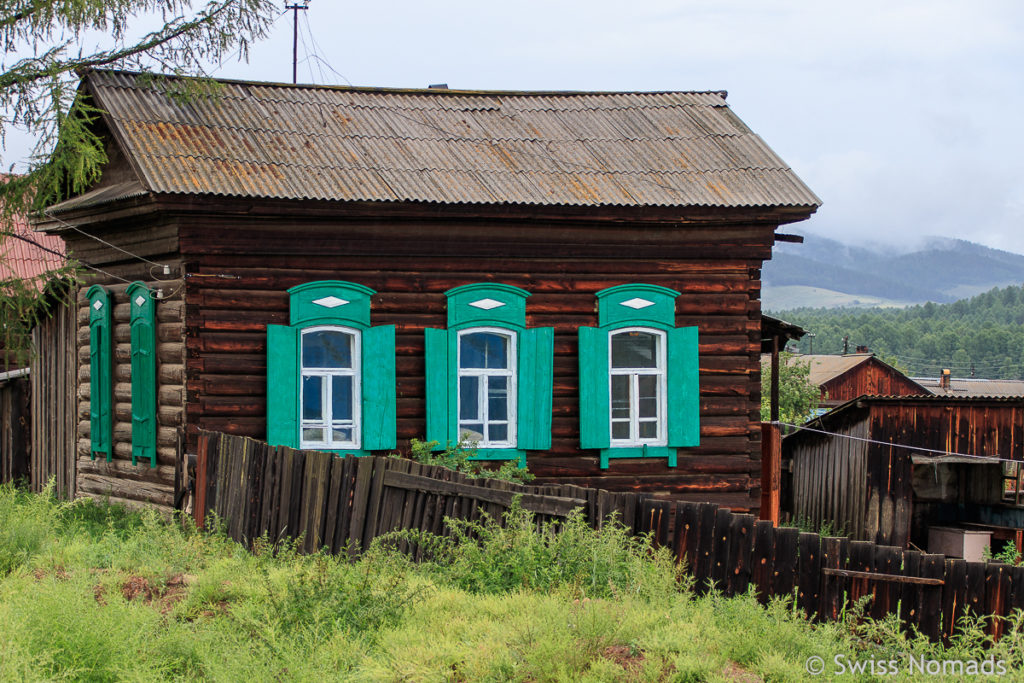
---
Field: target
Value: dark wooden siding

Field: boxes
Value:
[181,215,775,511]
[65,221,185,513]
[0,375,29,484]
[29,302,77,498]
[821,360,924,405]
[867,401,1024,462]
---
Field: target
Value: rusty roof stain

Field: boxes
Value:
[71,70,822,210]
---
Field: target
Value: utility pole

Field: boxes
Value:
[286,3,309,84]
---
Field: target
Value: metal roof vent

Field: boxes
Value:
[428,83,448,89]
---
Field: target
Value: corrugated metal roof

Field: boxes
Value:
[0,209,66,283]
[781,353,874,387]
[78,70,822,210]
[912,377,1024,398]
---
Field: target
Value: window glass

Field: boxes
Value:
[611,331,658,369]
[302,376,323,420]
[609,329,665,446]
[460,331,509,369]
[457,329,515,447]
[300,327,358,448]
[303,330,352,368]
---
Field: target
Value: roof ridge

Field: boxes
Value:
[87,68,730,98]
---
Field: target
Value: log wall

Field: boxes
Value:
[181,214,776,511]
[64,220,185,513]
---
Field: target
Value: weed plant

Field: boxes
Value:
[402,437,535,483]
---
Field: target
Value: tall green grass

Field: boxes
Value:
[1,484,1023,681]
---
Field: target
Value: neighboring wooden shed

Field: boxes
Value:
[783,395,1024,549]
[35,69,820,515]
[794,353,927,408]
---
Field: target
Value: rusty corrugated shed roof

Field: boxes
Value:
[72,70,822,210]
[912,377,1024,398]
[0,210,66,283]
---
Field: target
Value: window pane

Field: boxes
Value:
[331,427,353,443]
[611,421,630,440]
[639,421,658,439]
[460,425,484,442]
[303,330,352,368]
[459,376,479,420]
[488,376,508,421]
[488,423,508,442]
[611,375,630,419]
[460,332,509,369]
[611,332,658,369]
[332,375,353,420]
[302,375,323,420]
[302,427,324,442]
[638,375,658,418]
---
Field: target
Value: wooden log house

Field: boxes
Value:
[34,69,820,515]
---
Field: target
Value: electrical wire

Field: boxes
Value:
[4,229,132,284]
[776,421,1019,465]
[42,210,170,273]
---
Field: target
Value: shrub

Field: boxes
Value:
[381,500,685,600]
[403,437,535,483]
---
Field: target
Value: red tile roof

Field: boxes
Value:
[0,210,66,283]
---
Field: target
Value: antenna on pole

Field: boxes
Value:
[286,2,309,84]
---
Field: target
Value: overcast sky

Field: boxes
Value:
[9,1,1024,254]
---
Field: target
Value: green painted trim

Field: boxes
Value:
[287,280,376,328]
[516,326,554,451]
[667,325,701,447]
[424,327,451,445]
[444,282,529,328]
[468,448,527,468]
[361,325,397,450]
[266,324,300,448]
[86,286,113,461]
[578,326,610,449]
[126,282,157,468]
[599,446,678,470]
[595,283,680,328]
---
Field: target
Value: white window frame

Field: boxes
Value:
[608,327,667,447]
[457,326,517,448]
[300,325,361,449]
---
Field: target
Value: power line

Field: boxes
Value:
[42,210,170,275]
[5,229,132,284]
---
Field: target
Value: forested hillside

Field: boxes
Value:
[763,236,1024,309]
[772,284,1024,380]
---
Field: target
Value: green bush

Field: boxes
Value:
[382,500,685,600]
[403,437,535,483]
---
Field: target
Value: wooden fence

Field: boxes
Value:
[30,302,76,499]
[195,431,1024,643]
[0,373,30,484]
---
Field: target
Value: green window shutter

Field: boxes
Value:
[578,326,610,449]
[88,287,112,461]
[361,324,396,451]
[666,325,700,447]
[266,324,299,448]
[127,283,157,467]
[517,326,553,450]
[424,327,452,445]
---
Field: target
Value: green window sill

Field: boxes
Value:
[467,448,527,468]
[599,445,677,469]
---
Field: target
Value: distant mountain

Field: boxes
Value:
[763,236,1024,310]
